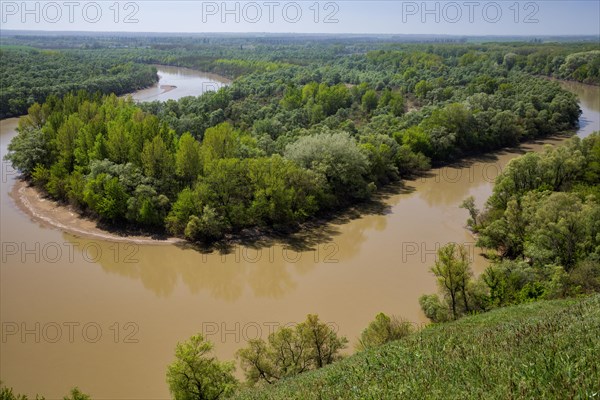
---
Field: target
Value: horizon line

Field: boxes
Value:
[2,29,600,38]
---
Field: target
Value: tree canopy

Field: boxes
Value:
[4,39,591,243]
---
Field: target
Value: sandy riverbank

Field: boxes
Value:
[10,179,182,245]
[159,84,177,93]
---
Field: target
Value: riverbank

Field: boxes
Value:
[9,173,395,250]
[233,295,600,400]
[10,179,182,245]
[2,65,234,246]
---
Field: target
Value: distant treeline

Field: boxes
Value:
[2,35,599,82]
[1,38,598,118]
[0,47,158,118]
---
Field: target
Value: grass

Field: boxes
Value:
[232,295,600,399]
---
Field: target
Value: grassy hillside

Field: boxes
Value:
[232,295,600,399]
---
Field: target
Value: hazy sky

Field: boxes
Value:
[1,1,599,35]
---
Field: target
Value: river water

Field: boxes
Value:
[129,65,230,102]
[0,71,598,398]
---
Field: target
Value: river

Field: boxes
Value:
[0,70,598,398]
[129,65,230,102]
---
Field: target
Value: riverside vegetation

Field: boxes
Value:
[5,296,598,399]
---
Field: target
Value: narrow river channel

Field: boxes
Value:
[1,69,598,398]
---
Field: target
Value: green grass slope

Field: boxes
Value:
[233,296,600,400]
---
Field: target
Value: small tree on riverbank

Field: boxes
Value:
[236,314,348,385]
[460,196,480,231]
[166,334,237,400]
[420,243,475,321]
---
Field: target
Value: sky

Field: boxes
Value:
[1,1,599,36]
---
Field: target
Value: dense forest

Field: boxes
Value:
[3,34,599,82]
[0,47,157,118]
[6,38,593,242]
[1,36,599,120]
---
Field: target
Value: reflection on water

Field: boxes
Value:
[1,77,598,399]
[68,197,388,301]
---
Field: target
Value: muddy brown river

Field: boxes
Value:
[1,70,598,398]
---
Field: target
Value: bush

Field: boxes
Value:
[166,334,237,400]
[356,313,413,351]
[184,206,228,241]
[236,315,348,385]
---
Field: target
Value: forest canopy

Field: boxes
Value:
[0,47,158,118]
[4,39,594,242]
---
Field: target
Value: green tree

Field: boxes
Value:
[419,294,450,323]
[388,92,405,117]
[356,313,413,351]
[166,334,237,400]
[503,52,518,70]
[237,314,347,385]
[359,134,400,185]
[237,327,310,385]
[415,80,432,99]
[63,388,91,400]
[141,135,175,182]
[83,174,129,222]
[165,187,203,236]
[430,243,473,320]
[247,155,320,226]
[176,132,203,185]
[285,131,372,204]
[300,314,348,368]
[184,206,228,242]
[539,143,585,190]
[281,85,302,110]
[201,122,240,165]
[200,158,252,227]
[524,192,592,270]
[396,126,432,157]
[106,121,131,164]
[127,184,170,227]
[315,83,351,116]
[460,196,480,230]
[4,127,49,176]
[361,89,378,114]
